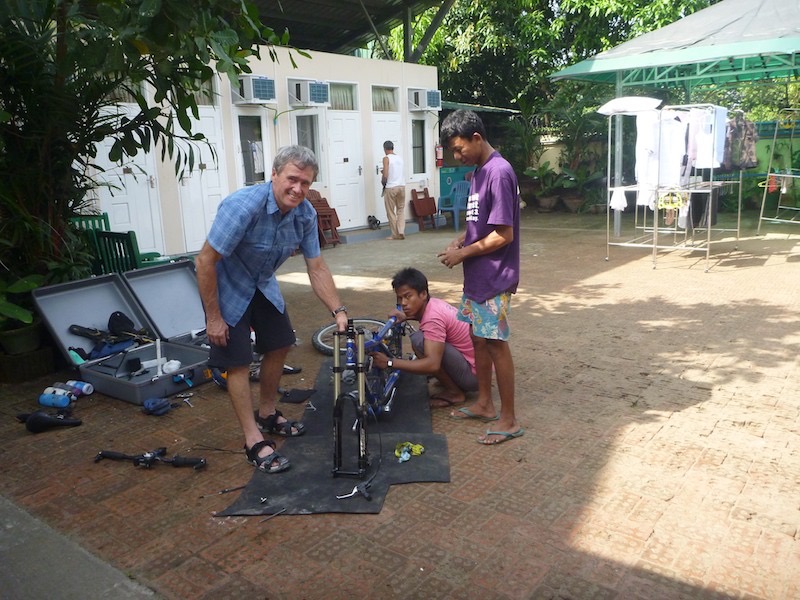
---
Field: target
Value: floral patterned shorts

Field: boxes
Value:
[457,292,512,341]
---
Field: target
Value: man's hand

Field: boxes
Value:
[206,316,229,347]
[370,352,389,369]
[445,237,462,251]
[438,246,464,269]
[388,307,405,323]
[335,311,348,332]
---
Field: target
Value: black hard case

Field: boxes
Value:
[33,261,211,405]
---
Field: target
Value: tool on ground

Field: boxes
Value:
[94,447,206,469]
[260,508,287,523]
[199,484,247,499]
[336,482,372,500]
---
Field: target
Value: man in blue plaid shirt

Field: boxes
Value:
[196,145,348,473]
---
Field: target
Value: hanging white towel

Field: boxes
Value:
[610,187,628,211]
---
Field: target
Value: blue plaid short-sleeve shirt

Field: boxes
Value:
[207,182,320,326]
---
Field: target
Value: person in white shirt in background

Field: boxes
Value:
[381,140,406,240]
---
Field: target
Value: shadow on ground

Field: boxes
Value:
[2,210,799,599]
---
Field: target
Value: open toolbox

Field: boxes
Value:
[32,260,211,405]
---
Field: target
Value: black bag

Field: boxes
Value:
[108,311,136,337]
[142,397,173,416]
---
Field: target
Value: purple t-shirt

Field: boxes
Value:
[462,151,520,303]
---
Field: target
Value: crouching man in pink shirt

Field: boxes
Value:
[370,267,477,409]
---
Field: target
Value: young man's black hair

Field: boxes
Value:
[391,267,429,297]
[439,109,488,147]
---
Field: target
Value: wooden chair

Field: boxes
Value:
[438,180,471,231]
[94,230,185,274]
[410,188,437,231]
[306,190,341,247]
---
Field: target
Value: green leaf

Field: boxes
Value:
[6,274,45,294]
[0,299,34,325]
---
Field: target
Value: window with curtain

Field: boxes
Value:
[238,115,265,186]
[372,86,397,112]
[411,119,425,174]
[330,83,356,110]
[295,114,322,182]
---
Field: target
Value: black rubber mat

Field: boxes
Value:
[217,360,450,516]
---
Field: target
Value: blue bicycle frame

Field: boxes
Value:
[332,315,406,479]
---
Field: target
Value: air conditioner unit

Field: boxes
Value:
[288,80,330,106]
[234,75,276,104]
[408,88,442,111]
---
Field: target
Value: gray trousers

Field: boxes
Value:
[410,330,478,392]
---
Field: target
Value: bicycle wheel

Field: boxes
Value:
[311,318,387,356]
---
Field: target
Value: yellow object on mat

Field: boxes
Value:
[395,442,425,462]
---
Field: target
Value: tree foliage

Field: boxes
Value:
[0,0,290,278]
[397,0,717,115]
[387,1,800,171]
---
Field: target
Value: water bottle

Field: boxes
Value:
[43,387,77,403]
[66,380,94,396]
[52,382,81,396]
[39,393,73,408]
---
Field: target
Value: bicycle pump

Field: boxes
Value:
[332,319,369,479]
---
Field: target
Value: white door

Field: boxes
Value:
[371,113,402,223]
[328,111,364,227]
[178,107,228,252]
[93,105,164,254]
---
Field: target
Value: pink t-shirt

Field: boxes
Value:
[419,297,475,372]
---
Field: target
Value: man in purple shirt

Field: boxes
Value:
[196,146,348,473]
[437,110,523,445]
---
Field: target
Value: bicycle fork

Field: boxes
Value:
[332,320,369,479]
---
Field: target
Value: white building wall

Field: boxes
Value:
[154,48,441,254]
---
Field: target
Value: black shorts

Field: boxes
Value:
[208,290,295,369]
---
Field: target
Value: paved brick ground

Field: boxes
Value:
[2,209,799,599]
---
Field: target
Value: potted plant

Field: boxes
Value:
[502,113,542,208]
[560,164,605,213]
[525,161,565,212]
[0,272,46,355]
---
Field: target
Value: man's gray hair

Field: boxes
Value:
[273,145,319,178]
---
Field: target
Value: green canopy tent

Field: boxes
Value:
[550,0,800,235]
[551,0,800,95]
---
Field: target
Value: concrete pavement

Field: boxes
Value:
[2,208,800,599]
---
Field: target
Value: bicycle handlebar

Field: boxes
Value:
[167,455,207,469]
[94,448,206,469]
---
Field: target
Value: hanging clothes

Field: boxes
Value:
[635,110,660,208]
[694,105,728,169]
[658,110,689,188]
[724,114,759,170]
